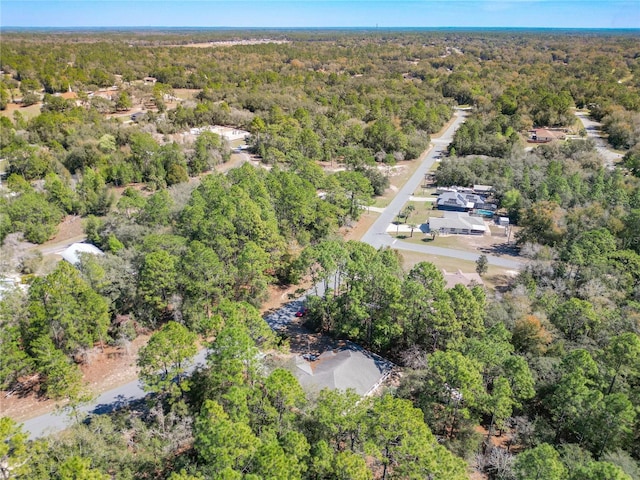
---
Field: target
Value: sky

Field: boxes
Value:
[2,1,639,29]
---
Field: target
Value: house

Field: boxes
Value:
[293,344,393,396]
[442,269,484,289]
[61,243,104,266]
[436,191,474,212]
[528,128,566,143]
[428,212,488,235]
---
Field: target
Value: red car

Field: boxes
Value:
[295,308,309,317]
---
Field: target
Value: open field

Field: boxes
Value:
[0,102,42,120]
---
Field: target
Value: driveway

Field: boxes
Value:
[574,110,623,169]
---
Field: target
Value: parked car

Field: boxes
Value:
[295,307,309,317]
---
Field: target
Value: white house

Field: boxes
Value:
[428,212,488,235]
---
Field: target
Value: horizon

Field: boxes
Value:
[3,1,640,29]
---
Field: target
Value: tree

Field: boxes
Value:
[27,261,110,357]
[194,400,260,474]
[486,376,515,438]
[179,241,228,332]
[192,131,228,173]
[551,298,598,342]
[114,91,132,111]
[516,201,566,247]
[309,388,365,452]
[137,249,178,318]
[514,443,567,480]
[365,394,467,480]
[57,456,110,480]
[137,321,197,400]
[602,333,640,395]
[205,324,260,398]
[139,190,173,226]
[418,350,485,436]
[7,191,63,243]
[0,289,33,390]
[571,461,633,480]
[512,315,553,355]
[0,417,31,480]
[30,335,85,401]
[447,284,485,337]
[475,254,489,276]
[263,369,306,437]
[44,173,75,213]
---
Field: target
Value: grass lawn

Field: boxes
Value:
[0,102,42,121]
[173,88,200,100]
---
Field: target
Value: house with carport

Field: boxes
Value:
[428,212,488,235]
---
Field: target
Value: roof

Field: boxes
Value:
[442,269,484,289]
[293,344,393,396]
[436,191,474,209]
[60,92,78,100]
[473,184,493,193]
[530,128,566,139]
[429,212,488,232]
[61,243,104,265]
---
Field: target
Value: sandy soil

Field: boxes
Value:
[1,335,149,421]
[0,102,42,120]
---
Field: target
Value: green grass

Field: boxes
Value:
[0,103,42,121]
[173,88,200,100]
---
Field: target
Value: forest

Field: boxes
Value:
[1,29,639,479]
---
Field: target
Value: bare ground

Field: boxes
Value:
[1,335,149,421]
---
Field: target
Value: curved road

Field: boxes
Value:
[362,109,524,270]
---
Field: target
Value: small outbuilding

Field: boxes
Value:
[496,216,510,227]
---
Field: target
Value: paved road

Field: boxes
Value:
[361,109,524,270]
[21,348,209,440]
[574,110,623,169]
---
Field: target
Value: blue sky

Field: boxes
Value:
[2,1,639,28]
